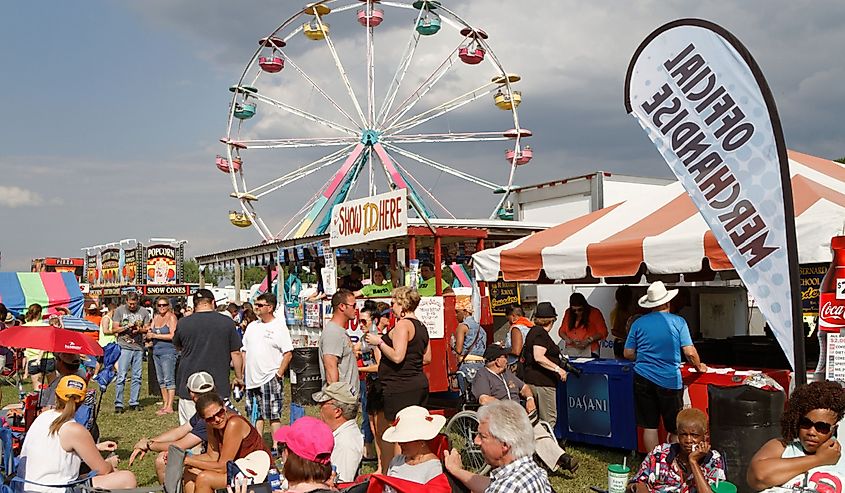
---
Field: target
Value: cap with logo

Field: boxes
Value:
[312,382,357,405]
[56,375,87,401]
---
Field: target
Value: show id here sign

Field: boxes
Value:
[330,190,407,248]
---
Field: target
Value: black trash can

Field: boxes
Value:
[290,347,323,406]
[708,384,785,493]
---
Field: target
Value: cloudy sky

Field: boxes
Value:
[2,1,843,271]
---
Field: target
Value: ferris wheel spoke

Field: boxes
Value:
[384,132,509,145]
[280,51,362,130]
[365,2,376,127]
[244,90,359,137]
[379,43,462,130]
[384,83,499,135]
[372,143,436,220]
[237,136,358,149]
[314,13,368,126]
[247,145,355,197]
[376,8,425,124]
[383,142,501,190]
[390,155,456,219]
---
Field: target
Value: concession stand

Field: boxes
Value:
[196,189,547,399]
[472,150,845,449]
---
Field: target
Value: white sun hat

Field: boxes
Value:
[382,406,447,443]
[638,281,679,309]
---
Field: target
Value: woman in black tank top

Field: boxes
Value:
[365,286,432,472]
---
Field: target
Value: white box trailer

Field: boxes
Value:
[511,172,674,224]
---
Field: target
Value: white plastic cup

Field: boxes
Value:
[608,464,630,493]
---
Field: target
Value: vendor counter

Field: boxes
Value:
[553,359,790,452]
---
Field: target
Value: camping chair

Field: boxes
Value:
[79,444,186,493]
[0,349,22,387]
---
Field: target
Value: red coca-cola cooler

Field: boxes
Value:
[819,236,845,332]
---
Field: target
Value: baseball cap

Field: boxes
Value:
[87,302,98,311]
[273,416,334,464]
[56,375,87,401]
[312,382,357,405]
[100,305,109,313]
[193,289,215,304]
[483,345,509,362]
[187,371,215,393]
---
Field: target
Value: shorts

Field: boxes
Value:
[27,359,56,375]
[383,387,429,422]
[365,376,384,415]
[634,373,683,432]
[246,377,284,421]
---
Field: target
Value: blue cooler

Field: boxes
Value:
[554,359,636,450]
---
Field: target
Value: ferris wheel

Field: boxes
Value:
[220,0,532,242]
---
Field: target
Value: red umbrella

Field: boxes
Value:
[0,324,104,357]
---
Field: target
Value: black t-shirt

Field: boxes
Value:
[173,311,242,399]
[522,326,563,387]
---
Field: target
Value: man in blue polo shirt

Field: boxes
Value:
[624,281,707,453]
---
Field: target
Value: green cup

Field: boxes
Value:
[711,481,737,493]
[608,464,630,493]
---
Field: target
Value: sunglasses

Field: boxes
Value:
[254,303,270,308]
[798,416,835,434]
[203,407,226,423]
[157,304,169,307]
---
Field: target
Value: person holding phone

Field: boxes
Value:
[748,381,845,491]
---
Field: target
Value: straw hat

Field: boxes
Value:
[233,451,271,483]
[638,281,679,309]
[382,406,446,443]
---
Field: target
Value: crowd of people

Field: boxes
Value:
[8,266,839,493]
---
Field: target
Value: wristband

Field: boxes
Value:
[525,396,534,401]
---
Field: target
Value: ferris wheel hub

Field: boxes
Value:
[360,129,381,146]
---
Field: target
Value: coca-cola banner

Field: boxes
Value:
[626,20,803,373]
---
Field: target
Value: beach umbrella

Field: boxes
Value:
[0,325,104,357]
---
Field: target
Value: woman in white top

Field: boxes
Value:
[381,406,446,490]
[17,375,136,492]
[747,381,845,492]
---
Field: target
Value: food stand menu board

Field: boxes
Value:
[416,297,444,339]
[826,334,845,381]
[800,263,826,316]
[489,281,520,315]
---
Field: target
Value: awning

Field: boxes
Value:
[0,272,85,318]
[474,150,845,282]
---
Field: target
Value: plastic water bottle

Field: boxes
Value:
[267,466,282,491]
[17,380,25,401]
[232,384,244,402]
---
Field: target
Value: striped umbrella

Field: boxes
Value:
[58,316,100,332]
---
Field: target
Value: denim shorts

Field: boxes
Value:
[153,351,177,389]
[28,359,56,375]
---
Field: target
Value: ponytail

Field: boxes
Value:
[49,397,79,436]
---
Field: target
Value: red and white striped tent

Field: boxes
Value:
[473,150,845,283]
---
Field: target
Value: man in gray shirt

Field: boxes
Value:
[113,291,151,412]
[319,289,359,397]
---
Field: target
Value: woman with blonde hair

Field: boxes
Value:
[22,304,57,390]
[453,295,486,393]
[147,296,178,415]
[365,286,432,472]
[17,375,137,492]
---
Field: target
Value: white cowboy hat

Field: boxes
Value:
[233,450,271,483]
[638,281,678,309]
[382,406,447,443]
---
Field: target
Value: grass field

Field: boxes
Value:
[2,366,631,491]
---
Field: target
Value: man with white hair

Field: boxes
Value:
[445,400,552,493]
[313,382,363,483]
